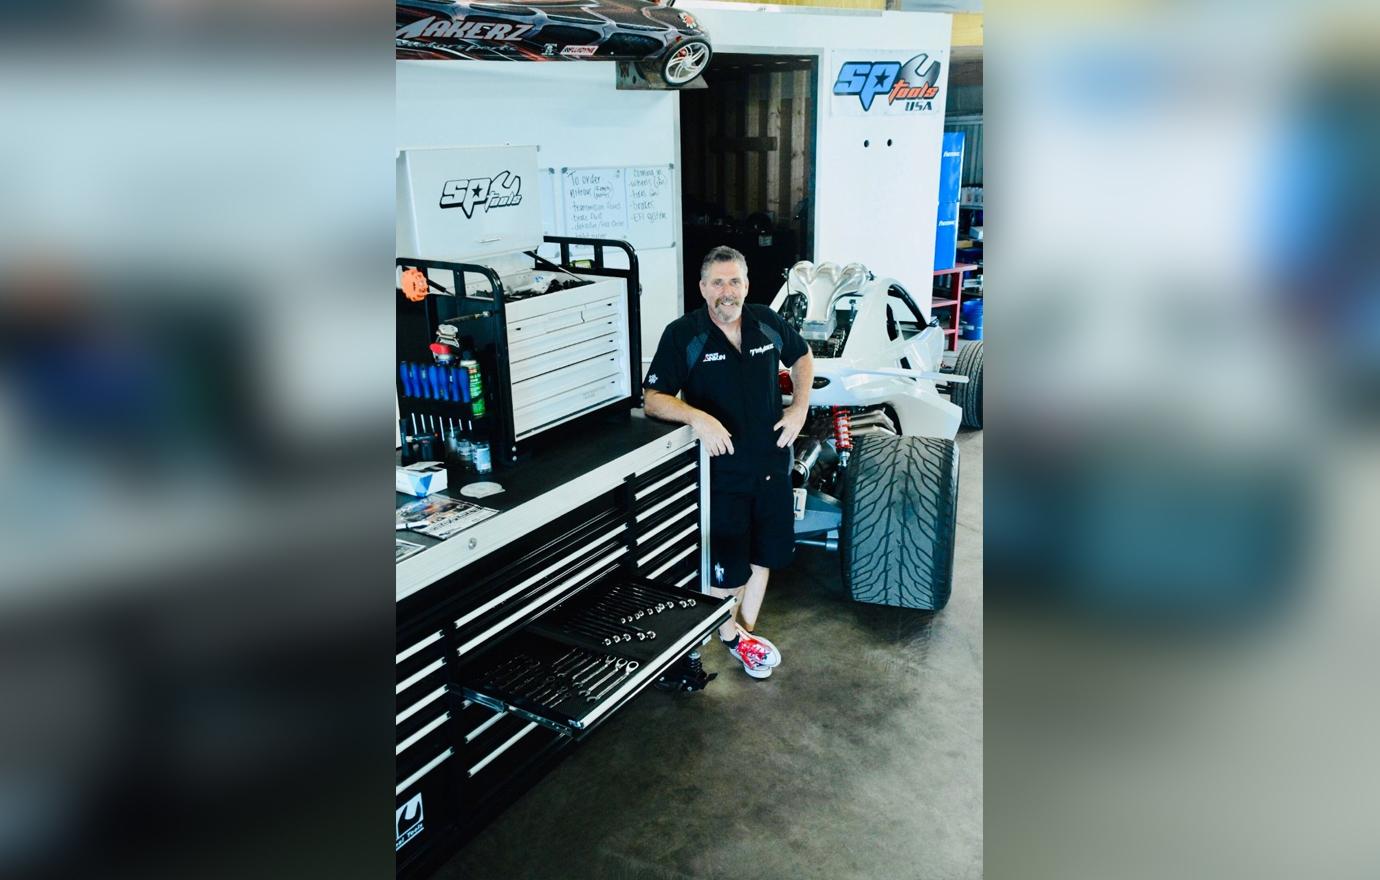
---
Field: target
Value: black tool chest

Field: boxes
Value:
[396,421,731,878]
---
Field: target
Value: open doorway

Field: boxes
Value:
[678,53,818,313]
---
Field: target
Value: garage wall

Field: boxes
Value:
[396,62,684,364]
[681,4,953,293]
[397,4,951,354]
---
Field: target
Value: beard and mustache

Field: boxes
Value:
[711,296,742,321]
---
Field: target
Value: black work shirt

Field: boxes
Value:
[644,304,809,482]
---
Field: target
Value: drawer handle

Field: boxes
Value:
[396,747,453,796]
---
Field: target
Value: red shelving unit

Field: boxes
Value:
[932,263,978,351]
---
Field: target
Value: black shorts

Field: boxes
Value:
[708,472,795,590]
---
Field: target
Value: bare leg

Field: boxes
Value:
[739,565,770,631]
[708,565,771,640]
[707,584,745,640]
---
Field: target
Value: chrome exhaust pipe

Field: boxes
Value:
[791,438,824,488]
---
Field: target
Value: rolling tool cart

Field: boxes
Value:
[395,145,727,878]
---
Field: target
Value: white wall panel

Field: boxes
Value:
[681,4,952,291]
[396,62,684,364]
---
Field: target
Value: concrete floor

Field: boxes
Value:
[439,429,982,880]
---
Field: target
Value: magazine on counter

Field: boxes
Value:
[395,495,499,541]
[395,539,426,564]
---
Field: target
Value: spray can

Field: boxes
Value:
[473,441,492,474]
[462,360,486,418]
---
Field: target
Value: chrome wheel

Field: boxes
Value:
[662,40,710,85]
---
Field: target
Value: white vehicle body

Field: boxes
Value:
[767,260,963,440]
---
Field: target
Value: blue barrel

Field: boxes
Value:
[959,297,983,340]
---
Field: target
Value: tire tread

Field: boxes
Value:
[839,435,960,610]
[952,340,983,429]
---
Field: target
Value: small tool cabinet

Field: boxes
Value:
[397,144,645,466]
[395,419,729,878]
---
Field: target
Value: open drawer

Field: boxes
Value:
[460,576,731,738]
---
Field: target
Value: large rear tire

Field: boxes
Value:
[839,435,959,610]
[950,340,983,429]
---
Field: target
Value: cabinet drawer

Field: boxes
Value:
[507,315,622,366]
[513,373,626,439]
[460,577,731,738]
[511,352,623,410]
[503,278,623,324]
[508,334,621,386]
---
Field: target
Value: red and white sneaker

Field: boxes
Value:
[733,624,781,668]
[724,635,773,679]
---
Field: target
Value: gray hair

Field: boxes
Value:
[699,245,748,282]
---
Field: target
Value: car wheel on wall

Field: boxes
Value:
[651,38,711,86]
[840,435,959,611]
[951,340,983,430]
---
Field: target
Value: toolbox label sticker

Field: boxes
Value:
[395,793,424,851]
[439,170,523,219]
[833,53,942,114]
[396,17,533,42]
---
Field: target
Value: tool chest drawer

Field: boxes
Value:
[451,508,630,660]
[630,446,704,587]
[504,279,632,441]
[461,576,732,738]
[512,360,626,439]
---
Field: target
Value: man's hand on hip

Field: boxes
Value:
[692,413,735,456]
[774,405,807,448]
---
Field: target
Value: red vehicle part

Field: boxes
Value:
[831,406,852,453]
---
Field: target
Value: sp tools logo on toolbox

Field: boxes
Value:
[396,17,533,42]
[834,53,942,112]
[439,171,523,219]
[395,793,424,851]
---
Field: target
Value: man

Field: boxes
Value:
[643,246,814,679]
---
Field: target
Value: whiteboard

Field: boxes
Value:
[560,164,676,250]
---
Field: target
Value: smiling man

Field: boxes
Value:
[643,246,814,679]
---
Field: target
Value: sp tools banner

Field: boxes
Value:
[830,49,947,116]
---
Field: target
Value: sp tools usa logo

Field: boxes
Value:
[439,170,523,219]
[834,53,942,112]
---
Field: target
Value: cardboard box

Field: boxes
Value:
[396,461,448,497]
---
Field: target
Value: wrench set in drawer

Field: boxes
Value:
[532,580,698,646]
[478,647,641,708]
[462,577,727,734]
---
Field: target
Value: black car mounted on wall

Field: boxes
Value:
[396,0,713,86]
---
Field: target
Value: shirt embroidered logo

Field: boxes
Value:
[703,352,727,363]
[748,343,774,357]
[647,373,657,384]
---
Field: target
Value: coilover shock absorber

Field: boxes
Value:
[831,406,852,466]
